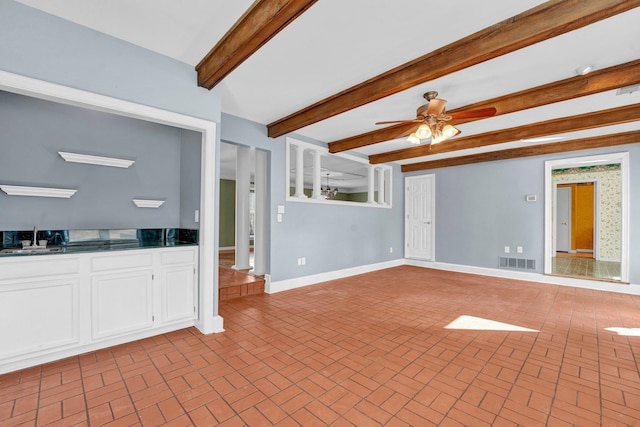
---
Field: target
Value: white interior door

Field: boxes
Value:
[405,175,435,260]
[556,187,571,252]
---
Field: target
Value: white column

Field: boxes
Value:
[312,150,323,199]
[293,145,307,198]
[233,145,251,270]
[252,149,267,276]
[367,165,376,204]
[377,167,386,205]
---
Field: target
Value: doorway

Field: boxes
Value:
[218,142,269,299]
[405,174,435,261]
[545,152,629,283]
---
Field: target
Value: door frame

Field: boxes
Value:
[544,152,629,282]
[553,180,599,258]
[404,174,435,261]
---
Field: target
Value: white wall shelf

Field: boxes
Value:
[0,184,77,198]
[59,151,135,168]
[132,199,165,208]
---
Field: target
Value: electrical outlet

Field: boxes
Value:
[504,246,510,253]
[277,213,283,223]
[301,257,306,265]
[517,246,523,253]
[194,210,199,223]
[297,258,301,266]
[390,247,393,253]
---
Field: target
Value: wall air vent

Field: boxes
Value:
[616,84,640,96]
[499,257,536,271]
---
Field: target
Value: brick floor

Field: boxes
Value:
[1,265,639,426]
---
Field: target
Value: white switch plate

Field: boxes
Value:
[301,257,306,265]
[194,210,199,223]
[504,246,510,253]
[517,246,523,253]
[277,205,285,214]
[277,213,283,223]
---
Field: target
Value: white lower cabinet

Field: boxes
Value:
[0,278,79,360]
[161,265,195,324]
[0,246,198,374]
[91,270,154,340]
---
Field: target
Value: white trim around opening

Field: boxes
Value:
[0,70,223,334]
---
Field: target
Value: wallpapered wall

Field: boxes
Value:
[552,165,621,261]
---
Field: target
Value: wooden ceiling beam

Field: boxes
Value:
[401,131,640,172]
[328,58,640,153]
[369,103,640,164]
[267,0,640,137]
[196,0,318,89]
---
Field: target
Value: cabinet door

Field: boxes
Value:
[91,271,153,340]
[0,279,79,360]
[161,265,195,324]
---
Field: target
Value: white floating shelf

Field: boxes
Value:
[59,151,135,168]
[133,199,165,208]
[0,184,77,198]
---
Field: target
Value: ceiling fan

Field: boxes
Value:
[376,91,497,145]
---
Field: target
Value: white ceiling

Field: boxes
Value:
[14,0,640,169]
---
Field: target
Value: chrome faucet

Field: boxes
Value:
[32,225,38,247]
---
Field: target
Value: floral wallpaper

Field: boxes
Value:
[552,164,621,261]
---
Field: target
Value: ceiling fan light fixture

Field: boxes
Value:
[442,124,460,139]
[415,123,432,139]
[407,133,421,144]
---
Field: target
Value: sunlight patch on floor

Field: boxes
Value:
[605,327,640,336]
[445,315,538,332]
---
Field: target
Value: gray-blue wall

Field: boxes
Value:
[0,0,220,231]
[406,144,640,284]
[0,0,220,122]
[180,131,202,229]
[221,113,405,282]
[0,91,191,229]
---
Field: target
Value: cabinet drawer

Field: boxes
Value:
[0,257,80,281]
[91,252,153,272]
[161,248,196,265]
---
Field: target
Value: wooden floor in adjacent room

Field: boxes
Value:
[552,252,622,282]
[2,265,639,426]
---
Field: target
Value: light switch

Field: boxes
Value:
[504,246,510,253]
[277,205,285,214]
[277,213,283,223]
[517,246,523,253]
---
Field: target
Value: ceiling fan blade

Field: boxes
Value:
[449,107,497,120]
[426,98,447,116]
[375,119,422,125]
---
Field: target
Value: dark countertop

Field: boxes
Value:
[0,228,198,257]
[0,240,197,257]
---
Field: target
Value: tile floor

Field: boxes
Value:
[1,265,640,426]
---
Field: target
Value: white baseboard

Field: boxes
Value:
[599,257,621,263]
[264,257,639,297]
[196,315,224,334]
[266,259,404,294]
[405,259,640,295]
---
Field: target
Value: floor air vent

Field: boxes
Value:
[499,257,536,271]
